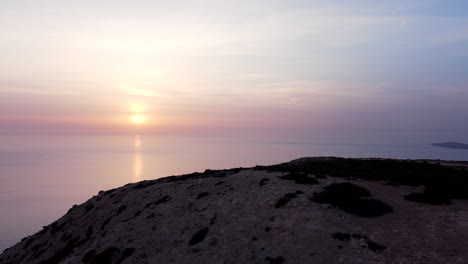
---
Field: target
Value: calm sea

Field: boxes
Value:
[1,134,468,251]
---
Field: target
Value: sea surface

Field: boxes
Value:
[1,134,468,252]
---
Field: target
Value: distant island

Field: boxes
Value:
[432,142,468,149]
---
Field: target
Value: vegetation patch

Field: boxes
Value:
[275,192,299,208]
[279,172,319,185]
[313,183,393,217]
[404,186,451,205]
[256,158,468,202]
[332,232,351,241]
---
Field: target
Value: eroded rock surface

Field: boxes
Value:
[1,158,468,264]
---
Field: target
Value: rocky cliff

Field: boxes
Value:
[1,157,468,264]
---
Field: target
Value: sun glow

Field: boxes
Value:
[131,115,146,124]
[129,103,147,113]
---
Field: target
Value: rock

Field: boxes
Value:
[1,158,468,264]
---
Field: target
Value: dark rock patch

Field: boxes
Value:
[189,227,209,246]
[50,221,68,235]
[60,232,72,242]
[259,178,270,187]
[133,181,156,190]
[119,248,135,263]
[146,213,156,219]
[265,256,285,264]
[66,204,78,215]
[134,210,143,217]
[101,217,112,230]
[89,247,120,264]
[85,226,93,239]
[104,189,117,196]
[275,198,290,208]
[196,192,210,199]
[84,203,95,214]
[82,250,96,263]
[332,232,386,253]
[37,236,80,264]
[144,195,172,209]
[227,168,243,174]
[209,216,216,225]
[116,205,127,215]
[366,240,387,252]
[315,173,327,179]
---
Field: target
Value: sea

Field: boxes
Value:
[1,133,468,252]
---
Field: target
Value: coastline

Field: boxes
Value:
[1,157,468,264]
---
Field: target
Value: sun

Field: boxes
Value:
[131,115,146,124]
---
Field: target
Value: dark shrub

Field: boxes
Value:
[260,158,468,201]
[324,183,370,199]
[332,232,350,241]
[275,192,299,208]
[340,199,393,217]
[404,189,451,205]
[275,198,290,208]
[313,183,392,217]
[279,173,319,185]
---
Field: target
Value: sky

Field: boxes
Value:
[1,0,467,141]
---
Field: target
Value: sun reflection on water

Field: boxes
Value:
[133,135,143,182]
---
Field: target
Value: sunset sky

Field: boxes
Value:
[1,0,468,140]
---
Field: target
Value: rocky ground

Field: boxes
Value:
[1,157,468,264]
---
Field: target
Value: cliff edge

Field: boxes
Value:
[1,157,468,264]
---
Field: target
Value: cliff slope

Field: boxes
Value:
[1,157,468,264]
